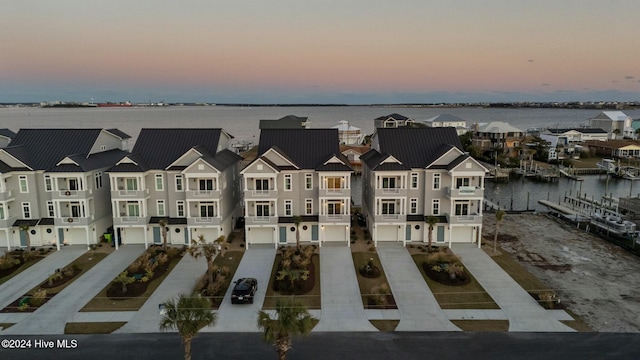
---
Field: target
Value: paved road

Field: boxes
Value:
[0,246,87,311]
[313,244,377,332]
[452,244,575,332]
[376,244,460,331]
[1,333,639,360]
[2,246,144,335]
[206,245,276,332]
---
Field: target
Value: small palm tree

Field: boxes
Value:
[114,271,135,294]
[613,128,621,140]
[257,298,315,360]
[188,235,228,294]
[292,215,302,251]
[159,218,169,251]
[425,216,438,250]
[159,293,216,360]
[494,210,506,253]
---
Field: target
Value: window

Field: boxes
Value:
[157,200,165,216]
[455,201,470,216]
[410,198,418,214]
[256,201,270,217]
[19,175,28,193]
[22,202,31,218]
[94,172,103,189]
[177,201,185,217]
[155,174,164,191]
[433,174,441,190]
[200,202,217,218]
[175,175,184,191]
[381,177,396,189]
[326,177,342,190]
[127,202,140,217]
[410,173,419,189]
[47,201,55,217]
[284,174,292,191]
[381,200,396,215]
[44,175,52,192]
[200,179,214,191]
[126,178,138,191]
[305,173,313,190]
[327,200,342,215]
[305,199,313,215]
[100,145,107,151]
[456,177,471,188]
[0,203,5,219]
[255,179,269,192]
[432,199,440,215]
[284,200,292,216]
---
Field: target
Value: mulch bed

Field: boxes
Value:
[0,293,56,313]
[106,259,173,300]
[39,269,82,289]
[529,292,566,310]
[422,262,471,286]
[366,294,397,310]
[359,265,381,278]
[272,258,316,295]
[0,252,48,279]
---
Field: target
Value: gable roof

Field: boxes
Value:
[360,149,410,171]
[546,128,607,134]
[106,128,132,139]
[130,128,224,170]
[48,149,130,172]
[424,114,466,123]
[258,129,345,169]
[259,115,309,129]
[375,127,463,168]
[598,111,630,121]
[107,153,150,173]
[477,122,524,134]
[0,129,16,140]
[375,113,409,121]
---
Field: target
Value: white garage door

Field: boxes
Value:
[451,227,473,243]
[122,227,145,245]
[249,227,273,244]
[376,225,399,242]
[323,225,346,242]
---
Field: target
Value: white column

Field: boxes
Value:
[115,226,119,250]
[85,226,90,250]
[6,229,11,252]
[448,226,453,248]
[477,224,482,248]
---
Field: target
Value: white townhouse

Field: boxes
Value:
[107,129,242,249]
[424,114,469,135]
[361,127,488,247]
[241,129,353,247]
[0,128,130,250]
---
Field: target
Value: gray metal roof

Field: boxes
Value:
[375,127,463,168]
[258,129,343,169]
[375,113,409,121]
[259,115,309,129]
[0,129,16,139]
[48,149,129,172]
[106,128,132,139]
[131,128,223,169]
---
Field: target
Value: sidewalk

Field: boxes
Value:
[452,243,575,332]
[376,244,460,331]
[313,244,377,332]
[2,245,144,335]
[0,246,87,311]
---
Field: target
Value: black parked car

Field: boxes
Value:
[231,278,257,304]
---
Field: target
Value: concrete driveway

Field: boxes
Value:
[206,245,276,332]
[313,244,377,332]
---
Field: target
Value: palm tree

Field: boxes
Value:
[613,128,621,140]
[292,215,302,251]
[257,298,316,360]
[159,293,216,360]
[493,210,506,253]
[159,218,169,251]
[188,235,228,293]
[425,216,438,251]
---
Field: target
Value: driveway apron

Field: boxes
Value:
[313,244,377,332]
[376,243,460,331]
[0,246,87,311]
[206,245,276,332]
[2,245,145,335]
[452,244,575,332]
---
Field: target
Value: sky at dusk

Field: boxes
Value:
[2,0,640,104]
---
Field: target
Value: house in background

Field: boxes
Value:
[424,114,469,135]
[0,129,16,148]
[589,111,634,139]
[540,128,607,160]
[107,128,242,249]
[374,113,415,128]
[584,140,640,158]
[259,115,311,130]
[340,144,369,176]
[472,121,524,157]
[0,129,130,250]
[241,129,353,247]
[361,127,487,247]
[332,120,364,145]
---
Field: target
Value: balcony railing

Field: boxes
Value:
[52,189,91,199]
[446,213,483,224]
[253,216,274,222]
[446,186,484,198]
[195,217,218,223]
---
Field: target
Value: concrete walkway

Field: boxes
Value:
[313,244,377,332]
[452,244,575,332]
[0,246,87,311]
[207,245,276,332]
[2,245,144,335]
[376,243,460,331]
[116,254,208,333]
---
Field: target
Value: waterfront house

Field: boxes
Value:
[0,129,16,148]
[241,129,353,247]
[107,129,242,249]
[360,127,487,247]
[424,114,469,135]
[472,121,524,157]
[589,111,634,139]
[332,120,364,145]
[540,128,607,160]
[0,129,130,250]
[340,145,369,176]
[259,115,311,130]
[584,140,640,158]
[374,113,415,128]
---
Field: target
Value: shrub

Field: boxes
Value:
[0,254,20,270]
[30,289,47,307]
[18,302,29,311]
[227,233,236,243]
[48,272,63,286]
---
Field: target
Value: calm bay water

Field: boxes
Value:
[2,105,640,209]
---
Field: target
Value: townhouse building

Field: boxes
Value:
[107,129,242,249]
[0,129,130,250]
[361,127,487,247]
[241,129,353,247]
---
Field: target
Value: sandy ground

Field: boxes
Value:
[483,213,640,332]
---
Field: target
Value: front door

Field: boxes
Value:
[279,226,287,244]
[311,225,319,241]
[405,225,411,241]
[19,229,27,247]
[58,228,64,245]
[184,228,190,244]
[153,226,161,244]
[436,226,445,243]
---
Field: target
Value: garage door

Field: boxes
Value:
[122,227,145,245]
[249,227,273,244]
[323,225,346,242]
[376,225,399,242]
[451,227,473,243]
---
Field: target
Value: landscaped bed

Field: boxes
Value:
[0,247,55,286]
[192,250,244,308]
[352,251,397,310]
[263,245,321,310]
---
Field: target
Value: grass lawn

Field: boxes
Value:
[0,323,14,330]
[65,322,126,334]
[488,247,592,331]
[352,251,397,309]
[370,320,399,332]
[80,253,183,312]
[451,320,510,332]
[263,254,321,310]
[195,250,244,309]
[411,254,500,310]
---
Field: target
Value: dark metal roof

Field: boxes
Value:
[315,153,353,172]
[406,215,425,222]
[360,149,410,171]
[204,149,243,172]
[13,219,40,227]
[259,115,309,129]
[49,149,129,172]
[0,128,16,139]
[278,216,319,223]
[375,113,409,121]
[446,154,471,170]
[149,217,188,225]
[258,129,341,169]
[106,128,132,139]
[131,129,223,169]
[0,160,11,173]
[38,218,55,226]
[375,128,463,168]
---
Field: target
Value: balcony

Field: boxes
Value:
[319,188,349,197]
[0,189,13,201]
[319,214,350,223]
[54,217,90,226]
[245,216,278,225]
[445,213,483,225]
[245,189,278,199]
[52,189,92,200]
[186,189,221,199]
[113,216,148,226]
[187,217,222,226]
[446,186,484,198]
[375,187,406,197]
[111,188,148,199]
[374,214,406,223]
